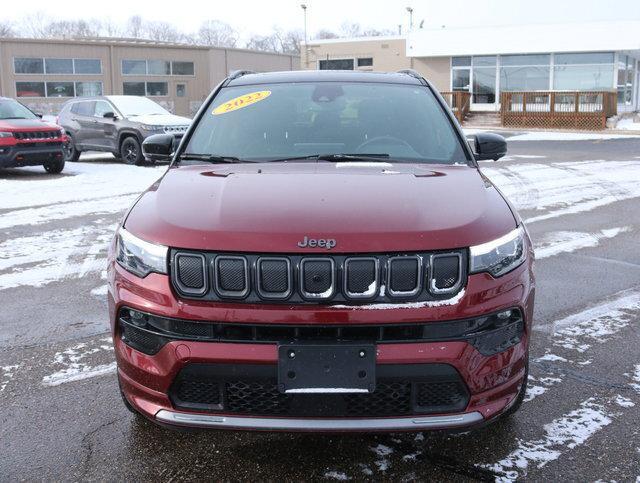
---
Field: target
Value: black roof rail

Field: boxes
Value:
[227,70,257,81]
[397,69,424,81]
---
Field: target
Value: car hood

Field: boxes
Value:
[125,162,517,253]
[0,118,59,130]
[127,114,191,126]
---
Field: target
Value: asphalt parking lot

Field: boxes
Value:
[1,132,640,481]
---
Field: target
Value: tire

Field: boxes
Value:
[120,136,144,165]
[44,158,65,174]
[502,355,529,418]
[63,135,80,162]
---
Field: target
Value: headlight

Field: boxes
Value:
[116,228,168,278]
[470,226,526,277]
[141,124,163,132]
[0,132,14,138]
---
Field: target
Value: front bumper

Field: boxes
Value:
[109,258,534,432]
[0,142,64,168]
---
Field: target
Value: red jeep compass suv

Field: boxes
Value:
[0,97,66,173]
[108,70,535,432]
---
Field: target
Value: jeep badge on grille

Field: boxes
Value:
[297,236,336,249]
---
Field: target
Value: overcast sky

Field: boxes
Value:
[5,0,640,41]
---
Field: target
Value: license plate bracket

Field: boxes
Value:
[277,344,376,394]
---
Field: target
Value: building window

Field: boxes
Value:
[319,59,354,70]
[45,58,74,74]
[122,60,147,75]
[147,60,171,75]
[122,59,195,76]
[472,56,497,103]
[46,82,75,97]
[16,81,46,97]
[451,57,471,67]
[176,84,186,97]
[553,53,615,91]
[500,54,550,91]
[75,81,103,97]
[357,58,373,67]
[172,61,195,75]
[146,82,168,96]
[14,58,44,74]
[123,82,146,96]
[74,59,102,74]
[123,81,168,96]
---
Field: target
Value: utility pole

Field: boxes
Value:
[301,4,308,68]
[406,7,414,31]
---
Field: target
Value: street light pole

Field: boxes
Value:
[406,7,414,31]
[301,4,308,68]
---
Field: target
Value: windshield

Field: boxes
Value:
[185,82,468,164]
[0,99,37,120]
[108,96,170,117]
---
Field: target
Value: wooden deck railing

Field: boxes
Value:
[500,91,617,130]
[440,91,471,124]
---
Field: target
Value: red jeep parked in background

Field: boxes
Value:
[0,97,66,174]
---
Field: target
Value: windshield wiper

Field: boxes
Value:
[268,153,391,162]
[3,117,28,120]
[178,153,245,164]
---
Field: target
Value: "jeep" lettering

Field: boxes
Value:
[297,236,336,250]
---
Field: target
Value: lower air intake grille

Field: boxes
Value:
[168,364,470,417]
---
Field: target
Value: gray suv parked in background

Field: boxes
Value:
[58,96,190,165]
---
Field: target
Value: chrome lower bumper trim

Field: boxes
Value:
[155,410,484,431]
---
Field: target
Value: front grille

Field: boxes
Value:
[171,250,467,304]
[168,363,470,417]
[14,130,61,141]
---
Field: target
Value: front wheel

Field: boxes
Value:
[44,158,65,174]
[120,137,144,165]
[63,136,80,162]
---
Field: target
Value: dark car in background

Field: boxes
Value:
[58,96,190,165]
[0,97,66,174]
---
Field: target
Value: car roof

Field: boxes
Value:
[226,70,424,87]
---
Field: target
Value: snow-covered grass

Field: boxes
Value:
[615,118,640,131]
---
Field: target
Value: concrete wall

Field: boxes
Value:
[302,38,410,72]
[0,38,299,117]
[300,38,452,90]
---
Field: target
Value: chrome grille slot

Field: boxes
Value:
[429,253,463,294]
[174,253,207,296]
[387,256,422,297]
[300,258,335,300]
[256,257,292,299]
[344,257,379,299]
[214,256,249,298]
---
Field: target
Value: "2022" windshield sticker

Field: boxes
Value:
[213,90,272,115]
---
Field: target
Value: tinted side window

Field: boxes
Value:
[94,100,114,117]
[71,101,95,116]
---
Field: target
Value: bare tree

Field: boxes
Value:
[44,19,102,39]
[0,22,15,37]
[19,12,51,38]
[245,34,281,53]
[315,29,339,40]
[339,22,362,38]
[144,21,186,43]
[126,15,144,38]
[197,20,238,47]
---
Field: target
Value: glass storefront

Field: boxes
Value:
[450,52,636,108]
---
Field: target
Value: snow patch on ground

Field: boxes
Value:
[370,444,393,472]
[324,471,350,480]
[535,354,568,363]
[484,398,613,481]
[631,365,640,393]
[615,118,640,131]
[614,395,635,408]
[550,290,640,353]
[534,227,631,259]
[524,375,563,403]
[507,132,640,141]
[1,364,20,392]
[41,338,116,387]
[483,160,640,224]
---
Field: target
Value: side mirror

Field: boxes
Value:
[473,133,507,161]
[143,133,174,161]
[103,111,117,119]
